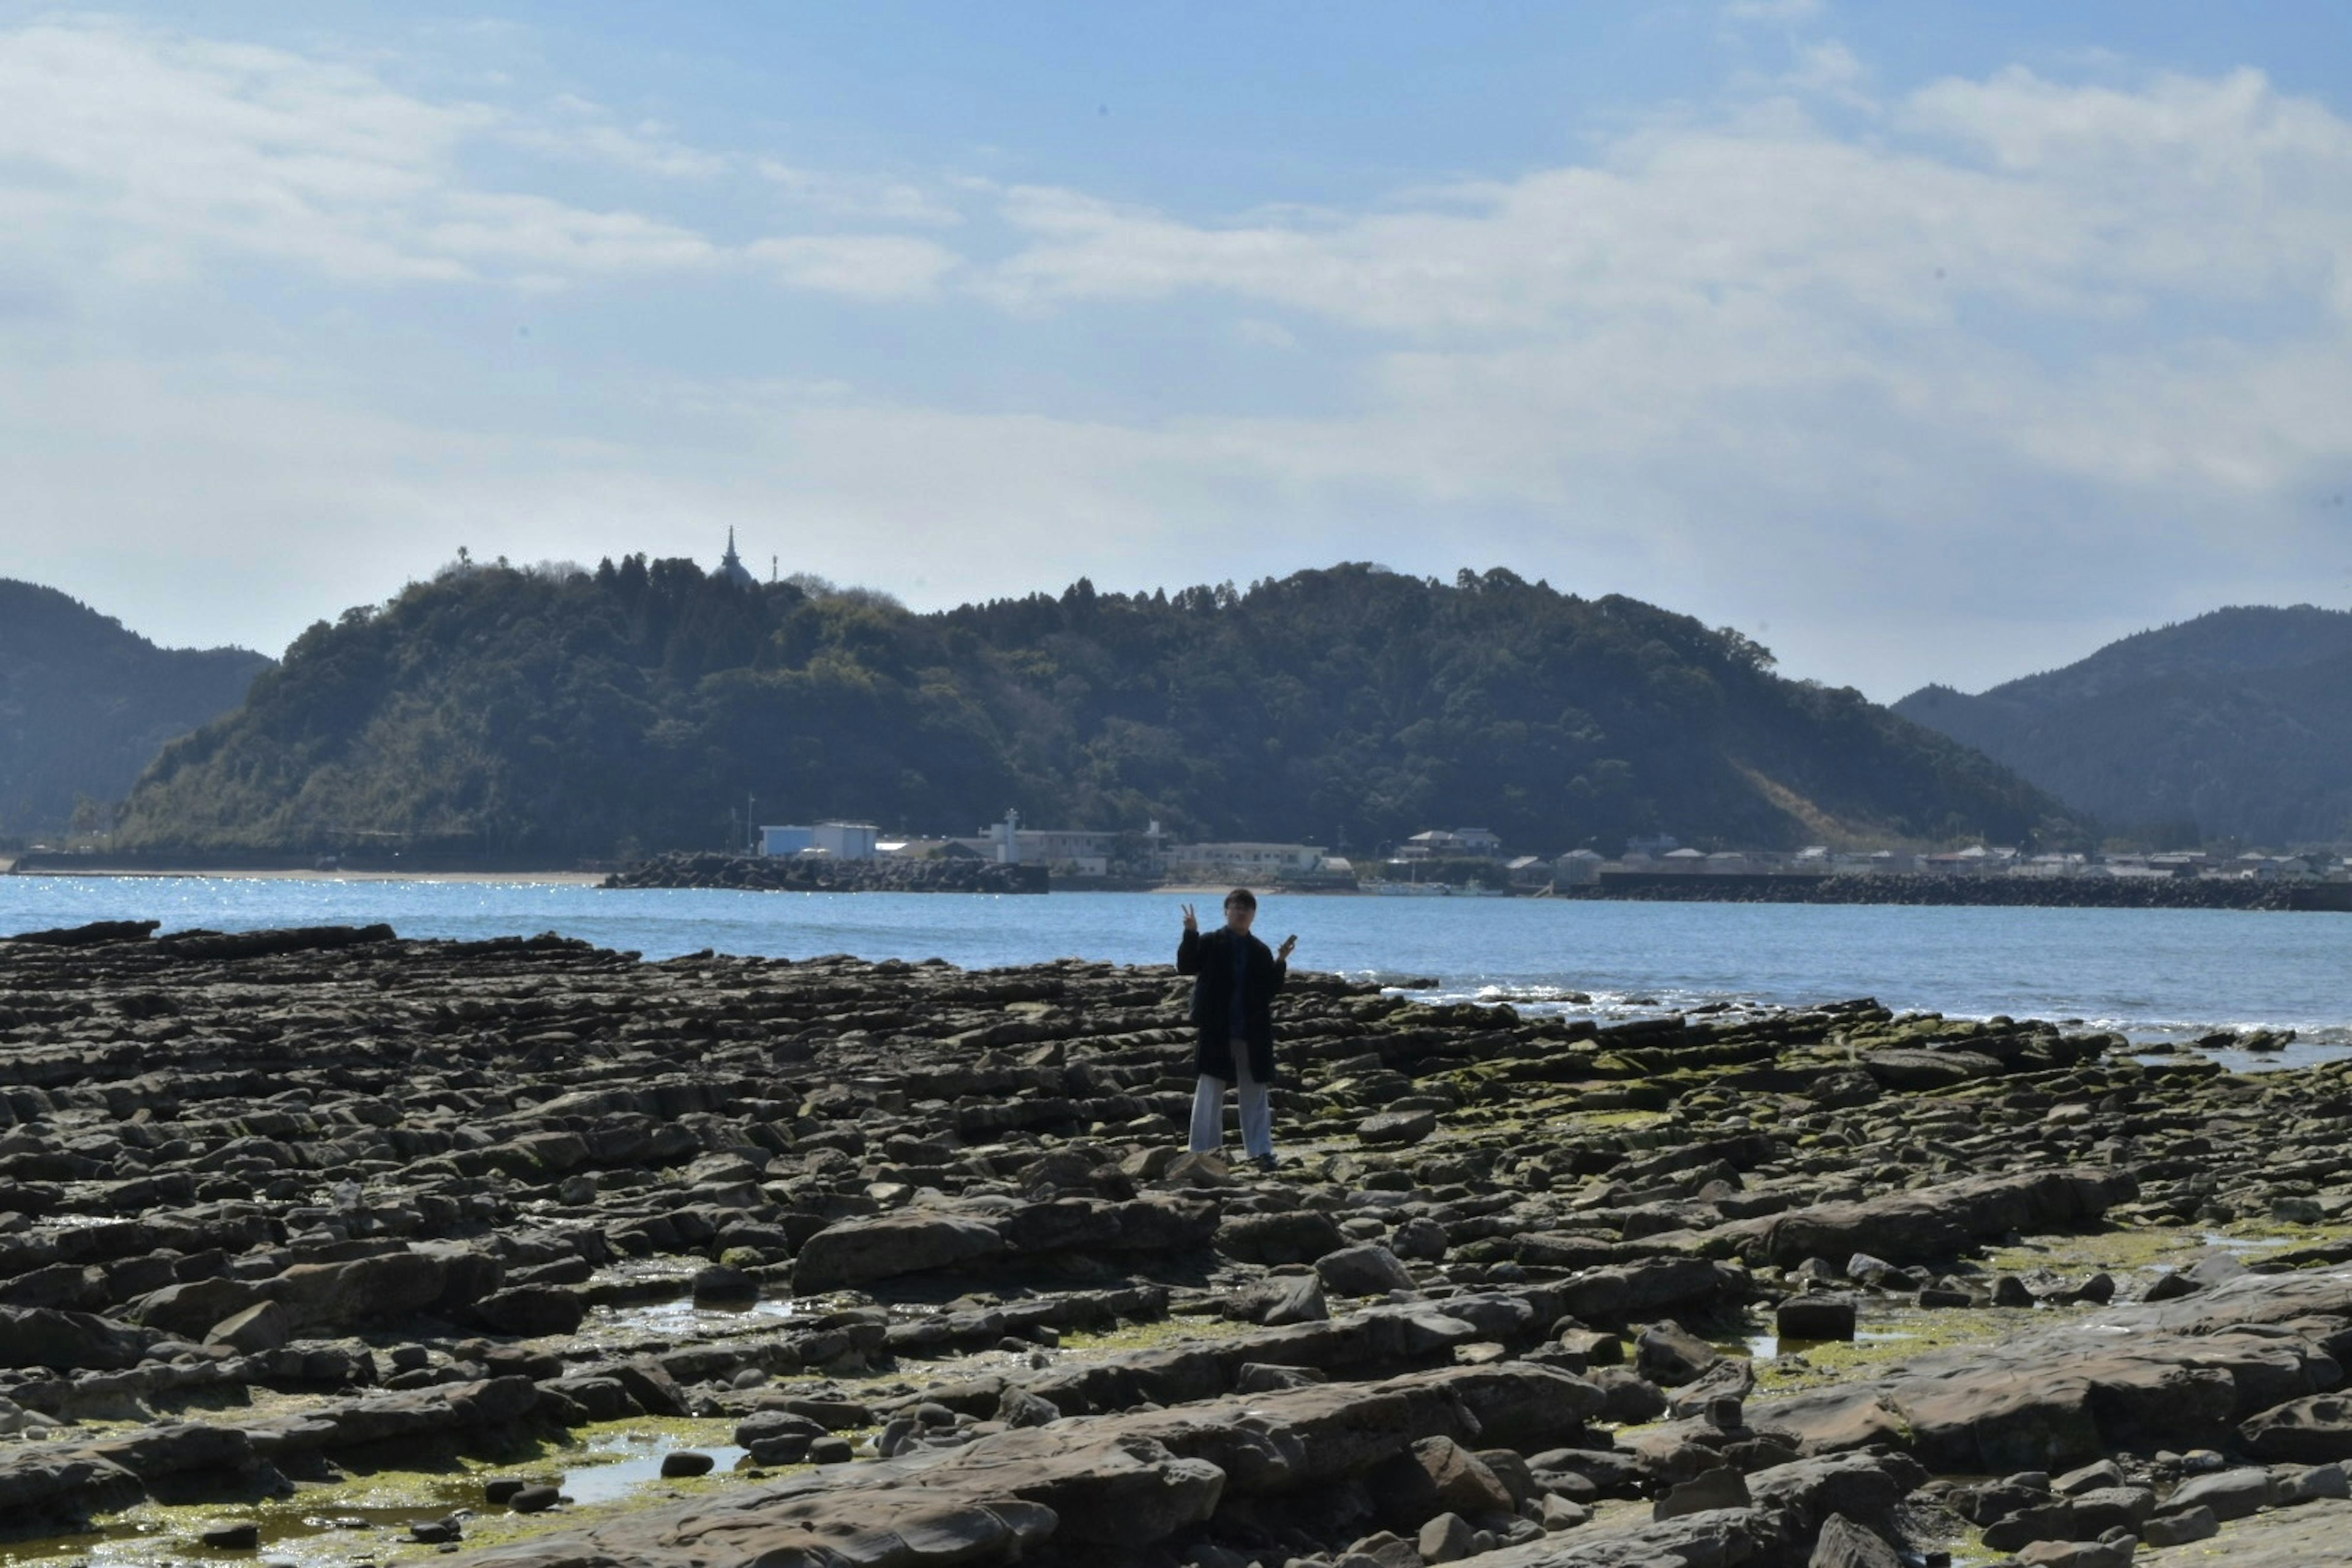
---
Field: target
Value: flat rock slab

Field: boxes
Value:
[1706,1169,2136,1269]
[2139,1494,2352,1567]
[1754,1271,2352,1474]
[449,1366,1531,1568]
[1476,1505,1789,1566]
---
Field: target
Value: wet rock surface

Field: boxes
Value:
[1,919,2351,1566]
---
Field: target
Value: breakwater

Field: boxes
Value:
[2,917,2352,1564]
[1578,870,2352,911]
[603,851,1048,894]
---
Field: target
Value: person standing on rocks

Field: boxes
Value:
[1177,889,1296,1172]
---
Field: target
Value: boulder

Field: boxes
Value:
[1653,1466,1751,1520]
[1358,1110,1438,1146]
[791,1213,1008,1293]
[0,1306,151,1371]
[2162,1466,2271,1522]
[1860,1048,2002,1090]
[205,1300,291,1355]
[1723,1169,2135,1270]
[273,1253,448,1329]
[1317,1245,1418,1297]
[127,1276,270,1340]
[1776,1294,1857,1343]
[1807,1512,1900,1568]
[1413,1436,1515,1517]
[2244,1393,2352,1463]
[1637,1322,1721,1386]
[472,1286,586,1338]
[1215,1210,1348,1266]
[1232,1273,1330,1327]
[1556,1259,1738,1326]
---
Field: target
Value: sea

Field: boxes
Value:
[2,877,2347,1071]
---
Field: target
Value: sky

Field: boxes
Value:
[4,2,2351,699]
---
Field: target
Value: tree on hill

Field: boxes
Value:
[113,559,2075,861]
[0,579,273,840]
[1894,605,2352,846]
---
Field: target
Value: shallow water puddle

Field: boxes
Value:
[594,1295,801,1336]
[558,1429,752,1503]
[0,1429,753,1568]
[1743,1327,1917,1360]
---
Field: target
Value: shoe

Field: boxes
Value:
[1251,1154,1279,1174]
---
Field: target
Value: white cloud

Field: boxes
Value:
[1783,39,1872,104]
[948,62,2352,687]
[756,160,965,227]
[0,18,974,295]
[745,234,961,300]
[508,105,732,180]
[6,16,2350,698]
[979,67,2352,504]
[1722,0,1826,24]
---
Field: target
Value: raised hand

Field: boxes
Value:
[1277,934,1297,961]
[1181,903,1198,933]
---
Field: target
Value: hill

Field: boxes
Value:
[113,559,2074,861]
[1894,605,2352,846]
[0,581,273,840]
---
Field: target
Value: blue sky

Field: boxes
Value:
[5,1,2350,696]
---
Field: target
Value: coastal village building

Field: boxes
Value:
[1556,849,1605,885]
[1401,827,1504,858]
[947,816,1168,876]
[1163,842,1330,881]
[758,821,878,859]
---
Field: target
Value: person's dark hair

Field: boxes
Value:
[1224,888,1257,911]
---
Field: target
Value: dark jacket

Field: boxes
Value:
[1176,925,1286,1083]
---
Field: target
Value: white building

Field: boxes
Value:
[1556,848,1605,885]
[1164,841,1329,881]
[760,824,814,857]
[759,821,878,860]
[813,822,879,860]
[955,814,1166,876]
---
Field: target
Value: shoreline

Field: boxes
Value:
[13,860,2352,907]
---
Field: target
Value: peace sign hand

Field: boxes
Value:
[1181,903,1199,933]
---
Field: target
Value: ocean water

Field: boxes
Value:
[2,877,2347,1068]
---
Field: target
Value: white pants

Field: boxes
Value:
[1189,1050,1273,1159]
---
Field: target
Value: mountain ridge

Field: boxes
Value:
[0,579,274,839]
[1894,604,2352,845]
[111,558,2075,862]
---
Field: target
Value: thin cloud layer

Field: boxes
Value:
[1,14,2346,696]
[0,19,946,292]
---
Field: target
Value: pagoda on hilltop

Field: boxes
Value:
[717,527,758,589]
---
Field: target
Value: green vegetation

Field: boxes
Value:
[114,559,2073,861]
[1894,604,2352,845]
[0,579,272,839]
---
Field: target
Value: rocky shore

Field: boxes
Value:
[602,853,1049,894]
[1,919,2351,1567]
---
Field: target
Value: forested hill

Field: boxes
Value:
[0,581,273,840]
[1894,605,2352,846]
[113,559,2073,861]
